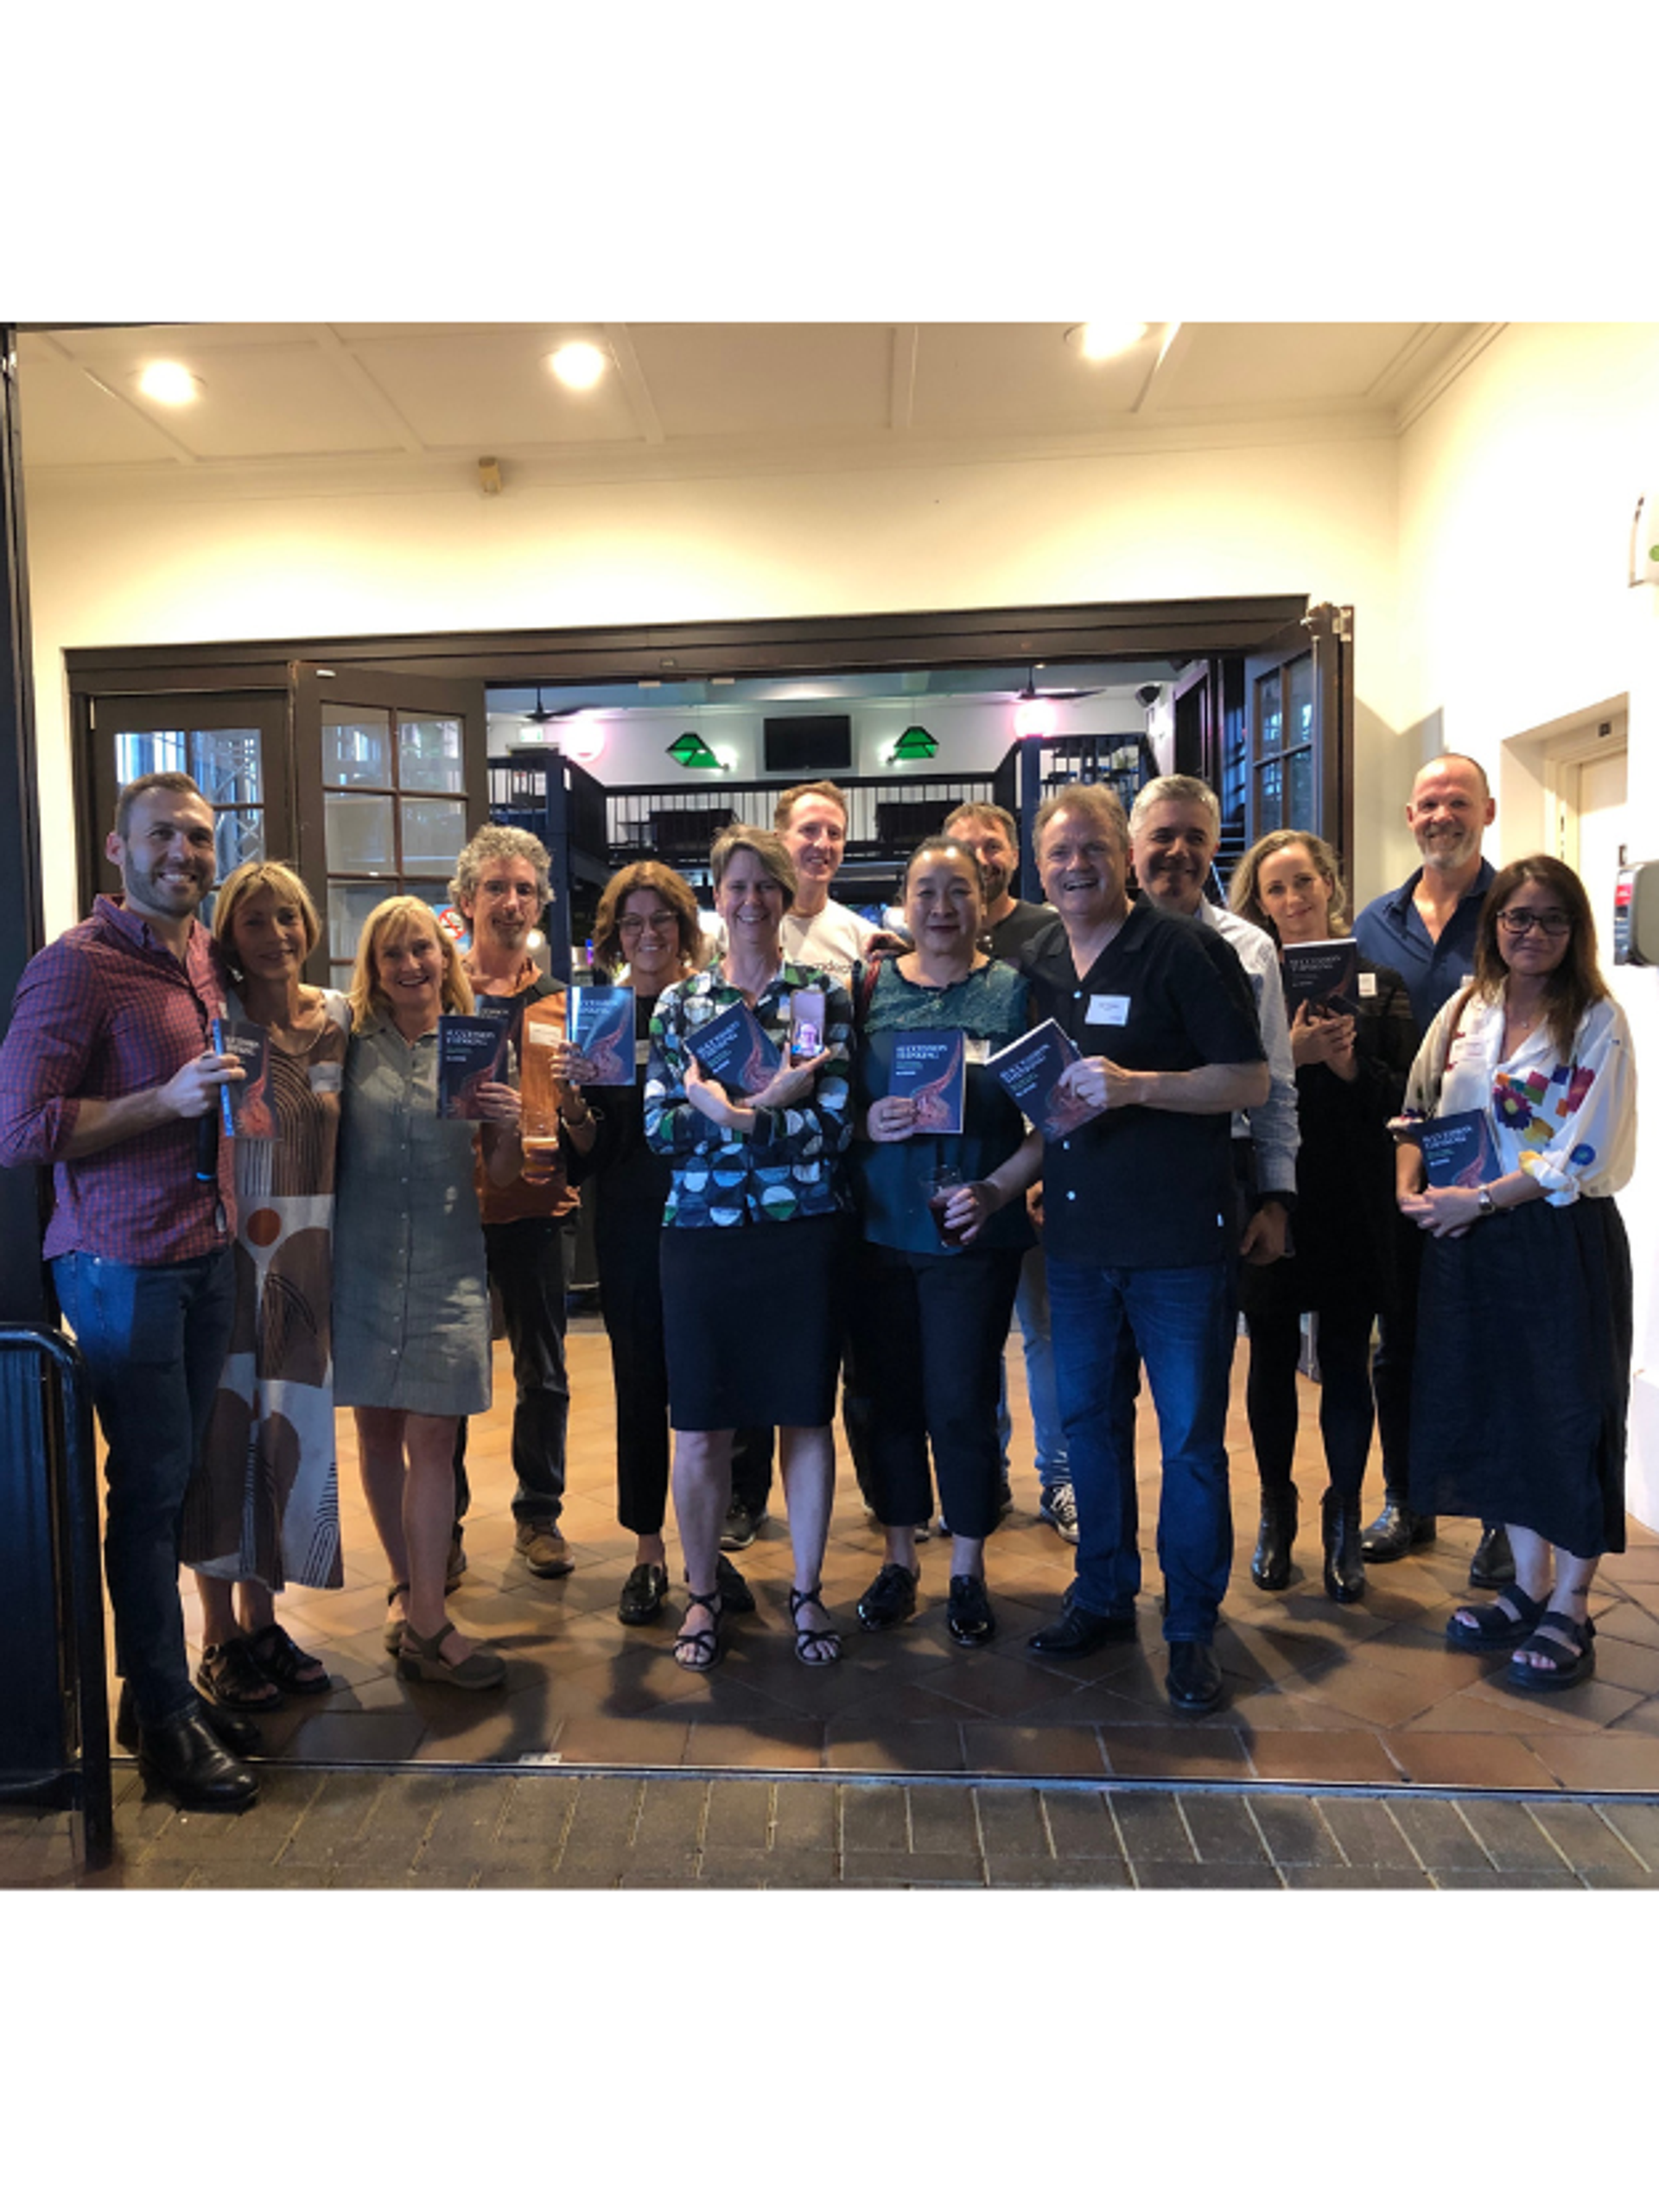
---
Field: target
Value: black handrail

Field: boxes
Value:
[0,1327,113,1871]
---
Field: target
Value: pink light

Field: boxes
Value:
[1014,696,1058,740]
[563,717,606,766]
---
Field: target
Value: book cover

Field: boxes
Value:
[1281,938,1362,1019]
[1416,1108,1503,1189]
[436,1010,512,1120]
[688,1000,782,1098]
[987,1019,1094,1141]
[212,1017,274,1140]
[887,1027,966,1136]
[569,985,636,1087]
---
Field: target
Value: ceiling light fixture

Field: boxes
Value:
[1014,696,1058,740]
[1064,321,1149,362]
[548,341,608,391]
[137,361,203,405]
[562,716,606,768]
[668,731,721,770]
[891,726,938,761]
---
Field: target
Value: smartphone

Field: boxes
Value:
[789,988,825,1058]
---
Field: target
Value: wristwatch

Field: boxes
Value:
[1476,1185,1497,1217]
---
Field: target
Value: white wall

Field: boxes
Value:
[1395,321,1659,1528]
[22,428,1402,934]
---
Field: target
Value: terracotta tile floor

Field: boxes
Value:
[129,1319,1659,1794]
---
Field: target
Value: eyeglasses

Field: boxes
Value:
[618,912,677,936]
[1496,908,1572,938]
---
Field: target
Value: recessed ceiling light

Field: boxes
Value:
[1065,321,1149,362]
[547,342,608,391]
[137,360,203,405]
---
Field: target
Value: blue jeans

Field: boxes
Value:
[997,1243,1069,1488]
[1046,1256,1236,1643]
[54,1247,236,1728]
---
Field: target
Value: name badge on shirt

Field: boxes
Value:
[309,1063,342,1093]
[1358,972,1377,1000]
[1088,994,1130,1026]
[635,1037,652,1067]
[963,1037,990,1065]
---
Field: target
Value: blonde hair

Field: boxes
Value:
[212,860,321,978]
[1229,830,1350,940]
[348,895,474,1027]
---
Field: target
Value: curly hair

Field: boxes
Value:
[448,823,551,910]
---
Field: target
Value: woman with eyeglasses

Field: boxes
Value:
[1396,855,1636,1690]
[1228,831,1418,1602]
[556,861,712,1626]
[645,825,854,1671]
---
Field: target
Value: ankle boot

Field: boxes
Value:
[1322,1488,1366,1604]
[1251,1489,1298,1591]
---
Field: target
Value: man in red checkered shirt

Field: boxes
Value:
[0,772,259,1810]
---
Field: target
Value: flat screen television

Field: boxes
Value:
[763,715,853,776]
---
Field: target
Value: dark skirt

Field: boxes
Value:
[660,1211,842,1432]
[1408,1195,1631,1558]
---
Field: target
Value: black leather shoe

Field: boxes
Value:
[117,1682,262,1758]
[1166,1640,1225,1714]
[946,1573,995,1647]
[1321,1488,1366,1605]
[1027,1603,1136,1656]
[1360,1498,1438,1563]
[1469,1525,1516,1590]
[137,1707,258,1810]
[617,1561,670,1625]
[715,1554,757,1614]
[857,1562,919,1630]
[1251,1489,1297,1591]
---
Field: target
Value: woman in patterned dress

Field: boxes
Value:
[1399,857,1637,1691]
[645,825,854,1672]
[182,862,349,1711]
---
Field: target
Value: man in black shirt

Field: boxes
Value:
[1020,785,1268,1713]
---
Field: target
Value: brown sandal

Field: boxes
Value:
[383,1582,410,1653]
[396,1618,505,1691]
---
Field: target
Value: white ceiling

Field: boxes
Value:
[17,321,1491,487]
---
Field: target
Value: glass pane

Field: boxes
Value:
[325,792,395,873]
[399,797,467,875]
[214,808,264,880]
[328,880,393,965]
[398,715,465,794]
[1287,652,1314,751]
[1287,746,1314,830]
[404,882,457,931]
[114,728,188,782]
[1255,758,1283,832]
[1255,670,1282,761]
[322,707,392,788]
[189,728,263,809]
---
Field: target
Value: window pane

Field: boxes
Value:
[214,808,264,880]
[328,880,392,965]
[1256,757,1283,832]
[189,728,263,809]
[325,792,395,874]
[114,728,188,781]
[322,707,392,788]
[1287,746,1314,830]
[404,882,457,931]
[399,715,465,795]
[1255,670,1282,761]
[399,798,467,875]
[1287,652,1314,751]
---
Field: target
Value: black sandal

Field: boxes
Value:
[195,1636,281,1711]
[788,1584,842,1669]
[247,1620,331,1696]
[384,1582,411,1654]
[1445,1581,1547,1653]
[1506,1611,1596,1693]
[673,1590,725,1673]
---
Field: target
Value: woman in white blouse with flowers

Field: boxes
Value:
[1395,855,1635,1693]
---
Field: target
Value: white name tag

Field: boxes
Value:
[1088,995,1130,1026]
[1358,972,1377,1000]
[635,1037,652,1066]
[309,1063,342,1093]
[964,1037,990,1065]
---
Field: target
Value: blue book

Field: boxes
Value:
[212,1017,273,1140]
[569,986,635,1088]
[887,1027,965,1136]
[436,1010,511,1119]
[1416,1108,1502,1189]
[687,1000,782,1098]
[987,1019,1094,1142]
[1281,938,1362,1019]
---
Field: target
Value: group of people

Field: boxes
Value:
[0,752,1637,1809]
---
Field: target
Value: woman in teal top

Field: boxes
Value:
[849,836,1041,1648]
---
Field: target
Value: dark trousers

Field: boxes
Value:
[848,1242,1022,1542]
[1245,1302,1377,1503]
[53,1246,236,1728]
[1370,1231,1420,1504]
[596,1215,671,1536]
[454,1216,569,1530]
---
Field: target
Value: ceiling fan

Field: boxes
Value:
[523,686,600,723]
[1012,666,1105,704]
